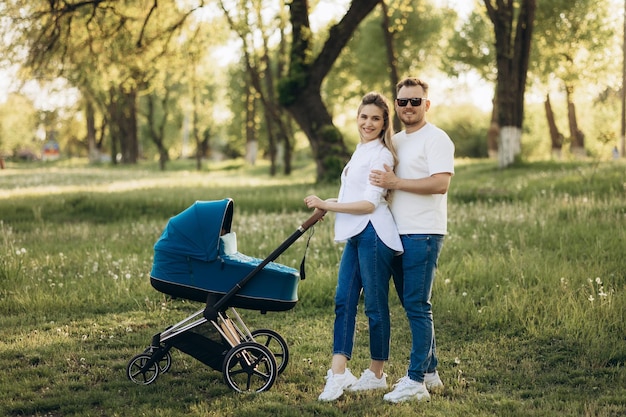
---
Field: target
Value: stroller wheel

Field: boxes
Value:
[222,341,277,393]
[127,353,159,385]
[143,346,172,374]
[249,329,289,375]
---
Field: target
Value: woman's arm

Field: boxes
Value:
[304,195,375,215]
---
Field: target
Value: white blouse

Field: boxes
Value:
[334,139,403,253]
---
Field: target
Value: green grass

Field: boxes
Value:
[1,158,625,417]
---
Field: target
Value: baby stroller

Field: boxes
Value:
[126,198,325,393]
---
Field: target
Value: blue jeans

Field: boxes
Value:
[333,222,395,361]
[392,234,444,382]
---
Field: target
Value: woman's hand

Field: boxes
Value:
[304,195,325,210]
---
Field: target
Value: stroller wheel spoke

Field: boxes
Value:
[144,346,172,374]
[249,329,289,375]
[126,353,159,385]
[223,342,277,393]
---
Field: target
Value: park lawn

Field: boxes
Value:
[1,158,625,417]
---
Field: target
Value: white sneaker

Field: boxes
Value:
[318,368,358,401]
[383,376,431,403]
[347,369,388,392]
[424,370,444,392]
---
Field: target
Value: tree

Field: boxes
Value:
[0,94,39,157]
[3,0,205,164]
[143,84,174,170]
[444,5,499,157]
[326,0,453,133]
[219,0,294,175]
[279,0,381,182]
[484,0,536,168]
[543,93,564,158]
[532,0,615,158]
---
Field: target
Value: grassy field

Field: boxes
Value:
[1,158,625,417]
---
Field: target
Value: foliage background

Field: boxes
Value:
[0,0,622,165]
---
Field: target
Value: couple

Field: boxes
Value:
[304,77,455,403]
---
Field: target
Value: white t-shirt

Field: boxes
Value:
[390,123,455,235]
[334,139,403,253]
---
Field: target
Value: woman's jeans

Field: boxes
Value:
[333,222,396,361]
[392,234,444,383]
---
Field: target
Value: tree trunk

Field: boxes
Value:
[381,0,401,133]
[544,93,563,159]
[108,88,119,164]
[85,99,99,163]
[487,96,499,159]
[282,119,293,175]
[145,94,170,171]
[484,0,536,168]
[566,84,585,158]
[108,85,139,164]
[193,95,202,171]
[245,87,258,166]
[499,126,522,167]
[121,89,138,164]
[288,90,348,183]
[266,112,278,176]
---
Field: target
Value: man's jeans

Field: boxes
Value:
[392,234,444,382]
[333,222,396,361]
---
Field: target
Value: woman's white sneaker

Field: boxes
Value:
[318,369,358,401]
[383,376,431,403]
[424,370,444,392]
[347,369,388,391]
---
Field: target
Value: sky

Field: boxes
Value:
[0,67,15,104]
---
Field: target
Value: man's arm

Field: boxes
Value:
[370,164,452,195]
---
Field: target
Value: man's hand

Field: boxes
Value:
[370,164,399,189]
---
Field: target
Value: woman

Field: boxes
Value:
[304,92,402,401]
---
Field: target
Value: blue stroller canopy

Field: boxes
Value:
[154,198,234,262]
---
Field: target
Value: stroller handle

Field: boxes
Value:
[300,208,327,232]
[208,207,327,314]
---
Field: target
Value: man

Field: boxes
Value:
[369,77,454,403]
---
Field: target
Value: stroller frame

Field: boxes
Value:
[127,200,325,393]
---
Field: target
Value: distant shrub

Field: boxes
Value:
[431,104,490,158]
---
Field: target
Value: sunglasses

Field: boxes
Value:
[396,97,426,107]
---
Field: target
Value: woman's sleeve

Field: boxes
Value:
[362,148,394,207]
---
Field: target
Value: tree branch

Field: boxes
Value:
[136,0,158,48]
[309,0,380,88]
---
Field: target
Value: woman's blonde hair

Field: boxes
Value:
[357,92,398,166]
[358,92,397,202]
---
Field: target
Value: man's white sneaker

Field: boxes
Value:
[383,376,431,403]
[424,370,444,392]
[346,369,388,392]
[318,368,358,401]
